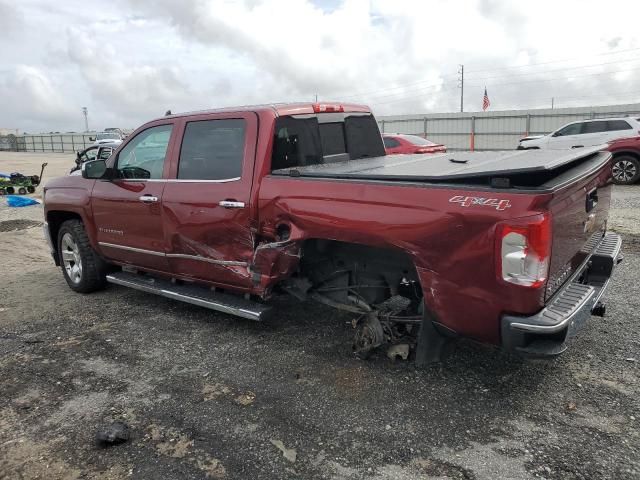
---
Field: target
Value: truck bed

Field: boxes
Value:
[272,145,607,183]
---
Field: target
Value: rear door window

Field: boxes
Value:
[178,119,245,180]
[606,120,633,131]
[582,121,608,134]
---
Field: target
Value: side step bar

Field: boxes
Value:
[106,271,271,321]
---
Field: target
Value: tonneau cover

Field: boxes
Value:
[272,145,607,181]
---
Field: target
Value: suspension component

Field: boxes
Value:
[353,313,385,358]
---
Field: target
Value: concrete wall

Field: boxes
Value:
[376,103,640,151]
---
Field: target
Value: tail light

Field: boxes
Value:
[312,103,344,113]
[496,213,551,288]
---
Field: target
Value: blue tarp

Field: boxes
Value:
[5,195,40,207]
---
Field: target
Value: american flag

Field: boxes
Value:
[482,87,490,111]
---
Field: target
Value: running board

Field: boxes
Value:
[106,271,271,321]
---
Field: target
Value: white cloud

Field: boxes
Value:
[0,66,77,132]
[1,0,640,132]
[65,28,191,118]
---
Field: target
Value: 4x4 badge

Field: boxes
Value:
[449,195,512,211]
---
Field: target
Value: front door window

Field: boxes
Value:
[116,125,173,179]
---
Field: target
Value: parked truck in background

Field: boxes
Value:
[42,103,622,364]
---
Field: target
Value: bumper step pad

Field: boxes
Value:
[106,271,271,321]
[501,232,622,358]
[512,283,594,333]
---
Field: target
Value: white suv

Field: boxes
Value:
[518,117,640,150]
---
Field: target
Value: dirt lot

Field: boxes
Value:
[1,152,639,479]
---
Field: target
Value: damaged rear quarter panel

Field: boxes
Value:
[257,176,550,344]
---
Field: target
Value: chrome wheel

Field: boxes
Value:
[613,160,637,183]
[61,232,82,284]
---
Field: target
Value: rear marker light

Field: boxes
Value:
[496,213,551,288]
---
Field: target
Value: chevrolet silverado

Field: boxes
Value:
[42,103,622,364]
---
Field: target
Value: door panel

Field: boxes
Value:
[92,180,169,270]
[162,112,258,290]
[92,122,176,271]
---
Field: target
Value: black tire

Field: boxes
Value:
[17,187,27,195]
[6,186,15,194]
[27,186,35,194]
[57,219,107,293]
[612,155,640,185]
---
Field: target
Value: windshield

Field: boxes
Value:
[96,132,120,140]
[401,135,436,146]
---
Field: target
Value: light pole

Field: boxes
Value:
[82,107,89,132]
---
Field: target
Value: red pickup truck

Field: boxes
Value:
[43,103,622,364]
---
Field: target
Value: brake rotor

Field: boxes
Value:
[353,314,385,358]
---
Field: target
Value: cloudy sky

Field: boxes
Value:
[1,0,640,133]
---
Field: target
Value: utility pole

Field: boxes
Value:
[314,93,318,102]
[458,65,464,113]
[82,107,89,132]
[551,97,554,109]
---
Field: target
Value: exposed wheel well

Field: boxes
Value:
[296,239,422,312]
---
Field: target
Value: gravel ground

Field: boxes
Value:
[0,153,639,479]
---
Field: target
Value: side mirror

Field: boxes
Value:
[82,159,108,179]
[89,136,96,142]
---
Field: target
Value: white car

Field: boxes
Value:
[93,131,123,146]
[518,117,640,150]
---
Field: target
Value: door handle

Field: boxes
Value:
[218,200,245,209]
[571,145,584,149]
[139,195,159,203]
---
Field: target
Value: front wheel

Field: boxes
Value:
[57,219,107,293]
[612,155,640,185]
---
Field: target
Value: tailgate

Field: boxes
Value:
[545,154,613,301]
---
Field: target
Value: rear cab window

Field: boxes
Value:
[271,113,384,171]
